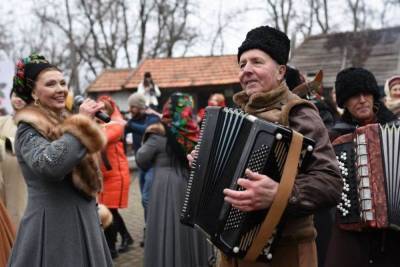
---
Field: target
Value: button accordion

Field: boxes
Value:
[333,123,400,231]
[180,107,315,261]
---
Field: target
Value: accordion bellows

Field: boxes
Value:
[333,123,400,231]
[181,107,314,261]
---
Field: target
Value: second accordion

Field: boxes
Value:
[333,123,400,231]
[180,107,315,261]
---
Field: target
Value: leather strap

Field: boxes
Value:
[244,130,304,261]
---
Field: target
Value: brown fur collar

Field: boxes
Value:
[233,82,317,126]
[143,122,166,143]
[15,105,106,199]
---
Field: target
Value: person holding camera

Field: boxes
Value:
[137,72,161,110]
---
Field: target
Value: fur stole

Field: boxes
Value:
[143,122,166,143]
[15,105,107,199]
[233,82,317,126]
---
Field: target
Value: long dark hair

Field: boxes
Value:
[164,124,190,171]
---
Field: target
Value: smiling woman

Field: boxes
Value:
[7,53,112,267]
[32,69,68,113]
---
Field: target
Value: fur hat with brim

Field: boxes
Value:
[237,25,290,65]
[335,67,380,108]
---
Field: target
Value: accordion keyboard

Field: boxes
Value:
[334,123,400,230]
[335,145,360,223]
[180,106,315,258]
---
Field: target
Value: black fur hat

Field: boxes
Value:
[335,67,380,108]
[237,25,290,65]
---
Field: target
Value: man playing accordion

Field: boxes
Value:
[189,26,342,267]
[325,67,400,267]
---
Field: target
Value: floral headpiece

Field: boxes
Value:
[13,53,55,103]
[162,92,199,154]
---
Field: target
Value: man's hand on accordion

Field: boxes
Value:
[223,169,278,212]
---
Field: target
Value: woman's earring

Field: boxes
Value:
[34,97,39,106]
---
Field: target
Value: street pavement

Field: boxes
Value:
[113,172,144,267]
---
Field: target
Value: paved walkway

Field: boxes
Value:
[113,172,144,267]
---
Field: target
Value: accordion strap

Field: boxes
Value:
[244,130,304,261]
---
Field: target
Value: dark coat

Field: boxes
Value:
[136,127,212,267]
[326,103,400,267]
[8,108,112,267]
[222,84,342,267]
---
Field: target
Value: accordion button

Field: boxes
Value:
[233,247,239,253]
[307,145,313,152]
[276,133,283,140]
[267,253,273,260]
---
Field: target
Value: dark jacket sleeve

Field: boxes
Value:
[125,120,148,135]
[135,134,162,171]
[285,105,342,217]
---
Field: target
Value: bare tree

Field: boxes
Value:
[34,0,134,91]
[380,0,400,27]
[265,0,294,34]
[209,1,251,55]
[149,0,197,58]
[295,0,315,39]
[314,0,329,33]
[137,0,156,63]
[346,0,368,32]
[325,30,381,67]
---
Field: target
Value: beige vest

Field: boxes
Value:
[0,115,27,229]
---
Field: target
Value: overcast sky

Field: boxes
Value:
[2,0,400,59]
[193,0,400,56]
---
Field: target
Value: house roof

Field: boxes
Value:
[86,69,133,93]
[85,55,239,93]
[123,55,239,89]
[290,26,400,88]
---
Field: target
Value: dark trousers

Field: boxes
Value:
[104,209,130,250]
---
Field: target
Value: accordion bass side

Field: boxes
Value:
[333,123,400,231]
[180,107,315,260]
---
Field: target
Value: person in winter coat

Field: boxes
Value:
[124,92,160,247]
[136,92,212,267]
[137,72,161,110]
[384,75,400,118]
[285,67,339,267]
[197,93,226,126]
[7,53,112,267]
[0,90,27,229]
[325,67,399,267]
[97,95,133,259]
[188,25,342,267]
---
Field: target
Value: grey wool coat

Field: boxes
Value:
[7,111,112,267]
[136,129,212,267]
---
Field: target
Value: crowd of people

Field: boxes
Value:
[0,23,399,267]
